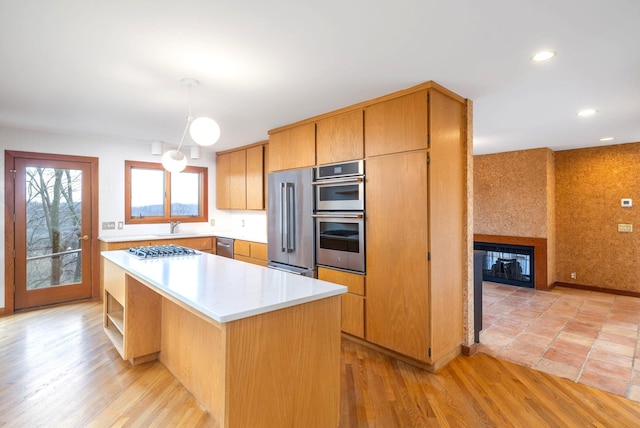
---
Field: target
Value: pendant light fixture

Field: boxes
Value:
[161,78,221,173]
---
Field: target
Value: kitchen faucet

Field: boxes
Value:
[170,221,180,234]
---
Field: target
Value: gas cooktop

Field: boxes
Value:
[128,244,198,259]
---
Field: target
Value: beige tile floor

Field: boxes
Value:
[479,282,640,401]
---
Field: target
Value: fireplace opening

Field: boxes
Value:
[474,242,534,288]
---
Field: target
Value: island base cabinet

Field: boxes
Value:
[160,295,342,428]
[103,260,162,365]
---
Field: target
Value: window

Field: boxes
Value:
[125,161,208,224]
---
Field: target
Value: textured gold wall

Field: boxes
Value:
[474,148,552,238]
[555,142,640,292]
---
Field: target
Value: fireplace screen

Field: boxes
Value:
[474,242,534,288]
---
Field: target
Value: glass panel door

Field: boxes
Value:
[14,157,92,309]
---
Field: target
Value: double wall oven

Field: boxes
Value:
[312,160,365,273]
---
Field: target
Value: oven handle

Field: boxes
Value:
[311,213,363,219]
[312,176,363,185]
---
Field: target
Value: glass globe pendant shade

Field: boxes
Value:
[162,149,187,173]
[189,116,220,146]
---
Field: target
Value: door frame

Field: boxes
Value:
[4,151,100,314]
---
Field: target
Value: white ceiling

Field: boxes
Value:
[0,0,638,155]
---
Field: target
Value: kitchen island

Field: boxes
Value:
[101,249,346,428]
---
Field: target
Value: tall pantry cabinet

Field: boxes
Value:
[364,86,465,370]
[264,81,469,371]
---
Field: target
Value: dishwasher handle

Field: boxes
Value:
[216,238,235,258]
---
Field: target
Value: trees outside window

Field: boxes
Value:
[26,167,83,289]
[124,161,208,224]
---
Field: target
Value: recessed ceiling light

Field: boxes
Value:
[577,108,598,117]
[600,137,614,142]
[531,50,556,62]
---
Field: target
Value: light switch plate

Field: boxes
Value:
[621,198,632,207]
[618,223,633,233]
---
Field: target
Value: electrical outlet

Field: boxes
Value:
[117,221,123,230]
[618,223,633,233]
[570,272,576,279]
[210,218,215,226]
[241,219,245,227]
[102,221,115,230]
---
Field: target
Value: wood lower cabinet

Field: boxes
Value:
[100,237,215,253]
[268,123,316,172]
[316,110,363,164]
[234,240,268,267]
[103,259,162,365]
[318,267,365,338]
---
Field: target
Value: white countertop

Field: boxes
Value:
[101,250,346,323]
[99,230,267,244]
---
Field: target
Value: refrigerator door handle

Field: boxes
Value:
[280,182,287,252]
[286,182,296,252]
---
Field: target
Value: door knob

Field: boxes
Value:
[78,235,89,241]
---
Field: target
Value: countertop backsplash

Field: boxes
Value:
[98,210,267,244]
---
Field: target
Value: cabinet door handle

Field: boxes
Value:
[78,235,90,241]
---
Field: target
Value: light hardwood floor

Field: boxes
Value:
[2,301,640,427]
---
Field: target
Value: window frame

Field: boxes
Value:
[124,160,208,225]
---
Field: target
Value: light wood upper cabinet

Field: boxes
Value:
[316,110,364,165]
[216,152,231,210]
[216,143,266,210]
[365,151,430,361]
[246,145,265,210]
[229,150,247,210]
[364,90,428,157]
[268,123,316,172]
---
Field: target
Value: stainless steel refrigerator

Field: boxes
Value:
[267,167,316,277]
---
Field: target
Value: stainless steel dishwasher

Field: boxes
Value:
[216,237,234,258]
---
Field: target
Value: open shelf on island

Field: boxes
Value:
[104,323,124,358]
[106,309,124,335]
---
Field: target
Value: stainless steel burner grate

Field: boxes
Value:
[128,244,198,259]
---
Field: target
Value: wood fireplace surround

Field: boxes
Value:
[474,234,549,291]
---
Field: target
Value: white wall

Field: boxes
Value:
[0,125,267,309]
